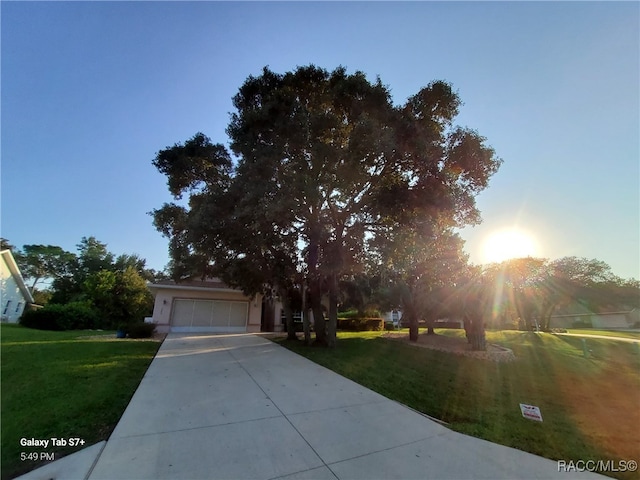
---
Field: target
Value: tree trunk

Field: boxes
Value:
[280,288,297,341]
[309,274,326,345]
[327,273,338,348]
[402,291,419,342]
[261,296,274,332]
[307,234,326,345]
[302,283,311,345]
[425,316,436,335]
[311,296,326,345]
[540,303,556,331]
[464,315,471,343]
[464,313,486,351]
[408,313,419,342]
[541,316,550,332]
[404,301,418,342]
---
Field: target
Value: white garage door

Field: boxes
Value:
[170,299,248,333]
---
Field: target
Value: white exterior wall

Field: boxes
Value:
[591,314,629,329]
[384,310,403,325]
[149,286,263,333]
[0,255,30,323]
[550,313,634,330]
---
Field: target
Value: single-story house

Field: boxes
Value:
[549,310,639,330]
[384,309,402,326]
[147,279,475,334]
[1,249,35,323]
[147,278,343,333]
[147,279,265,334]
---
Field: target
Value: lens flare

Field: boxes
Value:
[482,229,539,264]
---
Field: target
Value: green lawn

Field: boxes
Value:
[1,324,162,480]
[275,329,640,480]
[562,329,640,340]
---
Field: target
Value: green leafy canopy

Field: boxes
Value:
[151,65,503,345]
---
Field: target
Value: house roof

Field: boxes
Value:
[147,278,239,293]
[550,310,636,318]
[1,249,35,303]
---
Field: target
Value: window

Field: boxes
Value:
[3,301,11,315]
[15,302,23,313]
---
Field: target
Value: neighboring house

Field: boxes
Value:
[0,249,35,323]
[147,278,264,334]
[384,309,403,327]
[550,310,639,330]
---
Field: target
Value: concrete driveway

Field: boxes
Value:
[22,333,607,479]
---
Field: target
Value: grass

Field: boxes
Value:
[275,329,640,480]
[1,324,162,480]
[562,329,640,340]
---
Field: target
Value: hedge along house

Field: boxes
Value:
[147,279,266,334]
[0,249,35,323]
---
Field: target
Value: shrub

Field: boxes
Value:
[126,322,156,339]
[572,319,592,329]
[433,321,462,329]
[82,267,154,329]
[337,309,382,319]
[384,322,396,331]
[337,317,384,331]
[20,302,101,331]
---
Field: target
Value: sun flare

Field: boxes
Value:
[482,229,539,264]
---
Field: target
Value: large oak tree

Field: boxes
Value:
[152,65,502,346]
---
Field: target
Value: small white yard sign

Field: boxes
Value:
[519,403,543,422]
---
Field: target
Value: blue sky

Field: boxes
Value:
[2,1,638,280]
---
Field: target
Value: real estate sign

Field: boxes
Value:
[519,403,543,422]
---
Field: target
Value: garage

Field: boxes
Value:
[171,299,248,333]
[147,279,262,334]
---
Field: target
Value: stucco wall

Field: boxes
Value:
[273,302,284,332]
[150,287,263,333]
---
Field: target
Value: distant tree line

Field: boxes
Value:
[333,254,638,345]
[3,237,165,330]
[475,256,639,331]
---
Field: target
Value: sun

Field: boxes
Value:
[482,228,540,264]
